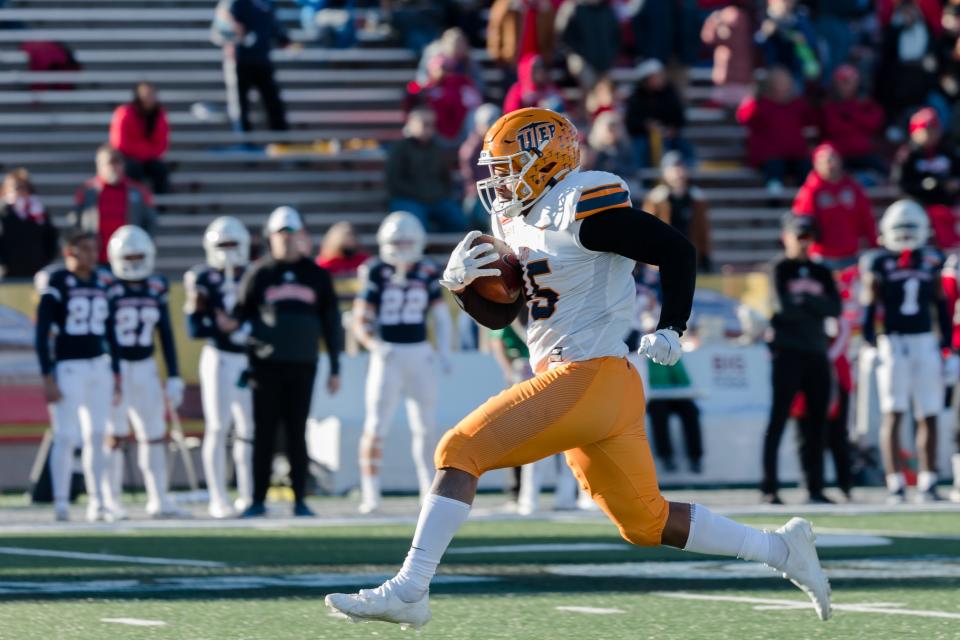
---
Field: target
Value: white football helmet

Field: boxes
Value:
[879,200,930,252]
[204,216,251,270]
[377,211,425,266]
[107,225,155,281]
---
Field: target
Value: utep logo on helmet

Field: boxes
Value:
[517,121,556,152]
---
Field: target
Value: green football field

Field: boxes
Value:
[1,509,959,639]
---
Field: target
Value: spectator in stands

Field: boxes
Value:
[486,0,556,85]
[69,145,156,264]
[460,103,502,230]
[736,66,816,195]
[109,82,171,195]
[315,221,369,278]
[936,5,960,102]
[625,59,692,169]
[0,168,57,280]
[417,27,485,95]
[584,76,616,121]
[630,0,677,66]
[584,111,639,195]
[893,107,960,249]
[809,0,867,83]
[296,0,358,49]
[406,54,482,144]
[701,2,755,109]
[503,53,565,114]
[382,0,444,54]
[643,151,712,272]
[386,107,466,232]
[793,143,877,270]
[211,0,291,132]
[819,65,886,177]
[875,0,941,132]
[893,107,960,207]
[556,0,621,91]
[755,0,821,88]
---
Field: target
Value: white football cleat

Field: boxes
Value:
[325,582,431,630]
[357,500,381,515]
[950,487,960,504]
[772,517,832,621]
[209,501,236,519]
[53,502,70,522]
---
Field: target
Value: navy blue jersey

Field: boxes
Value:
[105,274,179,375]
[862,247,944,335]
[358,258,442,344]
[183,264,247,353]
[34,267,111,374]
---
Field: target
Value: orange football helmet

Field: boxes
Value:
[477,107,580,218]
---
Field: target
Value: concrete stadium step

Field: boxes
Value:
[0,109,404,127]
[0,68,418,87]
[43,190,385,210]
[0,47,417,66]
[0,27,386,45]
[0,129,400,148]
[0,146,386,164]
[30,169,384,190]
[0,87,407,105]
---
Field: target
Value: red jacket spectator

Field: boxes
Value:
[503,53,564,114]
[941,254,960,350]
[793,144,877,261]
[109,102,169,163]
[819,65,884,160]
[736,94,815,167]
[405,56,481,141]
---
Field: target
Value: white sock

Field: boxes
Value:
[388,494,471,602]
[139,441,168,512]
[952,454,960,488]
[683,504,789,569]
[80,432,107,509]
[233,438,254,507]
[202,429,229,507]
[886,472,905,492]
[917,471,938,492]
[49,436,76,504]
[361,473,381,506]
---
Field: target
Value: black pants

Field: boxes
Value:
[124,157,170,195]
[648,399,703,464]
[761,348,830,495]
[250,359,317,504]
[814,388,853,493]
[225,60,288,132]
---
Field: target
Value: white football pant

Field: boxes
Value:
[199,345,254,512]
[876,332,943,417]
[360,342,438,508]
[103,358,175,515]
[48,355,112,513]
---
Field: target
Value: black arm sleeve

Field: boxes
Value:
[316,268,342,376]
[801,268,842,318]
[157,303,180,378]
[579,207,696,335]
[454,287,526,330]
[34,294,57,375]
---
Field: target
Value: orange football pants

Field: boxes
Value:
[436,356,669,546]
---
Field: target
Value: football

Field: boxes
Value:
[468,234,523,304]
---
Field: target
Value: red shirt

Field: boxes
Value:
[109,103,170,162]
[316,252,370,277]
[736,96,815,166]
[942,257,960,350]
[792,171,877,260]
[96,180,128,262]
[819,98,884,159]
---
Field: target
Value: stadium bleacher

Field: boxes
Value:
[0,0,900,275]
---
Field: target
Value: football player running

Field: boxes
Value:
[35,230,118,522]
[860,200,956,503]
[353,212,453,514]
[184,217,254,519]
[102,226,188,519]
[326,108,832,626]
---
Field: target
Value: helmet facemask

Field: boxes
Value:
[477,142,548,218]
[884,222,926,252]
[114,251,153,281]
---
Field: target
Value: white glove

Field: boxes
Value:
[439,230,501,293]
[638,329,682,366]
[165,377,185,410]
[944,353,960,386]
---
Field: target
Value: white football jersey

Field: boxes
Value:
[493,169,636,373]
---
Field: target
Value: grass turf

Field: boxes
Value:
[0,511,958,639]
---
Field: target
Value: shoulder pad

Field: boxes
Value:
[147,274,168,294]
[568,170,631,225]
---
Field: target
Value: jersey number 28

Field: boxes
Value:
[380,286,428,326]
[65,296,108,336]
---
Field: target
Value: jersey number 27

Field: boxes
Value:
[114,306,160,347]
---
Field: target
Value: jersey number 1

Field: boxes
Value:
[900,277,920,317]
[524,259,559,320]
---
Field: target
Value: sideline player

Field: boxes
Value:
[34,230,117,522]
[353,212,452,513]
[860,200,956,503]
[184,216,254,518]
[102,226,187,519]
[326,108,832,627]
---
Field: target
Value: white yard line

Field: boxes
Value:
[555,606,624,615]
[0,546,225,568]
[655,592,960,619]
[101,618,167,627]
[449,543,628,554]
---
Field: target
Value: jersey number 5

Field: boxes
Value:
[524,259,559,320]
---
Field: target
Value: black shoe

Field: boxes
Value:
[293,501,315,517]
[807,493,834,505]
[689,460,702,474]
[761,492,783,505]
[240,502,267,518]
